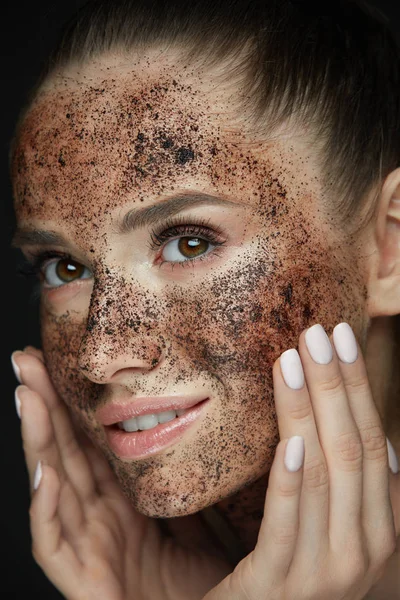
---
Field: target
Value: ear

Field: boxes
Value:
[367,167,400,319]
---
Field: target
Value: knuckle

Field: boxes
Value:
[31,543,44,566]
[22,439,31,458]
[337,555,369,587]
[29,502,35,519]
[286,401,313,423]
[317,372,343,396]
[380,533,398,561]
[303,456,329,494]
[344,372,368,395]
[332,430,363,468]
[358,422,387,462]
[340,562,367,587]
[276,479,300,498]
[270,522,298,546]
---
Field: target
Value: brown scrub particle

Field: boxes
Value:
[58,151,66,167]
[176,146,195,164]
[161,137,174,149]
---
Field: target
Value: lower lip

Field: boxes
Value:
[104,398,210,459]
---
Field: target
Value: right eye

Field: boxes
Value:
[43,258,92,288]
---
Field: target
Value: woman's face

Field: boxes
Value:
[11,53,368,516]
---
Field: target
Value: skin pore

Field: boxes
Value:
[11,49,393,557]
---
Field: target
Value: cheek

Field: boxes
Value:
[168,231,365,409]
[40,308,99,421]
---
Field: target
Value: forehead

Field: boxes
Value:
[11,53,320,234]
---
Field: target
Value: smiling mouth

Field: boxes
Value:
[113,406,191,432]
[103,398,211,459]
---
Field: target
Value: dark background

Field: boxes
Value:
[1,1,400,597]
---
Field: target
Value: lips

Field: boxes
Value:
[96,395,208,426]
[102,397,211,459]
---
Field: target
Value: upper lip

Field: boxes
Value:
[96,396,209,426]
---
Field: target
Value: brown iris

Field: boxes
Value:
[178,237,208,258]
[55,258,85,282]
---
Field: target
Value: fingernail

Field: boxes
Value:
[284,436,305,472]
[11,353,22,383]
[280,349,305,390]
[305,324,333,364]
[14,389,21,419]
[332,323,358,364]
[386,437,399,475]
[34,461,42,490]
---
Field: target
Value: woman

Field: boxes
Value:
[9,0,400,597]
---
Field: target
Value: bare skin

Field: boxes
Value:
[10,50,400,596]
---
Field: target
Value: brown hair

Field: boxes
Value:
[10,0,400,233]
[10,0,400,427]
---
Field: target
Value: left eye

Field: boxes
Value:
[43,258,92,288]
[161,237,213,262]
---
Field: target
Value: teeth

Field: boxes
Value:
[157,410,178,424]
[118,417,138,432]
[137,414,159,430]
[118,409,187,432]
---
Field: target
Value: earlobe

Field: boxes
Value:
[366,168,400,319]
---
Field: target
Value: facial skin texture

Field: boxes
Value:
[11,51,370,554]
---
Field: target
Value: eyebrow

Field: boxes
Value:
[11,192,239,248]
[11,228,68,249]
[119,192,238,233]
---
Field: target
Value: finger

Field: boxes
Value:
[78,435,124,498]
[273,350,330,563]
[23,346,45,362]
[251,437,304,588]
[331,324,397,564]
[299,324,363,555]
[18,385,85,539]
[14,353,97,504]
[29,464,82,598]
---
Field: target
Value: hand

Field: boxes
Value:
[12,348,231,600]
[204,322,400,600]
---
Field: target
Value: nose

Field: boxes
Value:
[78,281,165,384]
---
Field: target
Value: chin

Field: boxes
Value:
[114,487,207,518]
[115,462,269,520]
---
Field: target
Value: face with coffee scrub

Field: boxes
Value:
[11,53,367,517]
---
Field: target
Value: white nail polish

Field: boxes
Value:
[14,389,21,419]
[305,324,333,364]
[333,323,358,364]
[34,461,43,490]
[386,438,399,475]
[280,349,305,390]
[284,436,305,472]
[11,354,22,384]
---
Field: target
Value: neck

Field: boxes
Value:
[365,315,400,450]
[213,472,270,558]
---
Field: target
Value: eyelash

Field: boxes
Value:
[17,250,69,301]
[18,250,67,279]
[18,250,71,298]
[18,216,227,287]
[148,215,226,268]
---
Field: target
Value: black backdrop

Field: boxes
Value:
[2,1,400,597]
